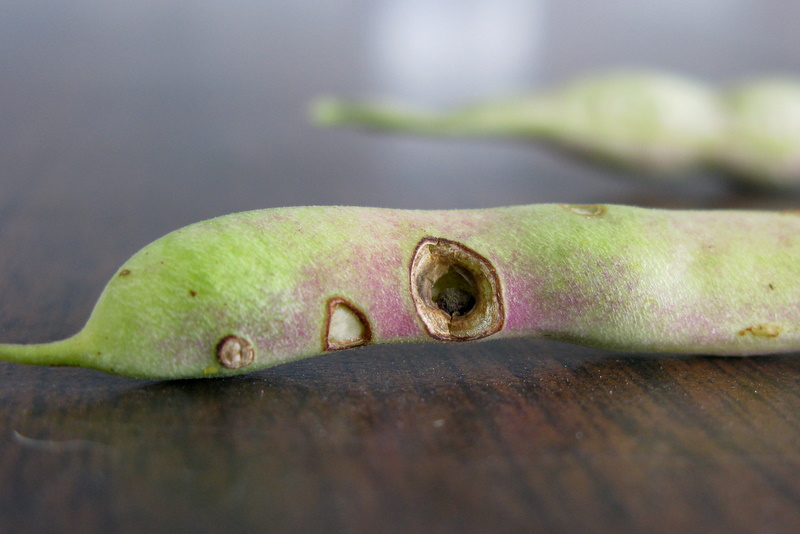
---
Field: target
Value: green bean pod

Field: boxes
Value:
[314,71,800,188]
[1,204,799,379]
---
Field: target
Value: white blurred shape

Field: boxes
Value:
[367,0,543,105]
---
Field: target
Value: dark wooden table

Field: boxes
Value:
[2,2,800,533]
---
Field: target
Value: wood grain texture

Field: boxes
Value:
[2,343,800,533]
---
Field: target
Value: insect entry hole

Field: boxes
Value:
[432,265,477,317]
[410,237,504,341]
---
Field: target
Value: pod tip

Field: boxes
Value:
[310,97,348,126]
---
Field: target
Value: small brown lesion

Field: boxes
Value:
[118,269,131,277]
[738,324,783,338]
[216,335,256,369]
[325,297,372,351]
[559,204,607,217]
[189,289,198,297]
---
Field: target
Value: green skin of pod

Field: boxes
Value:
[1,203,800,379]
[313,71,800,188]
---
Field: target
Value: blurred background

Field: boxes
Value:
[3,0,800,341]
